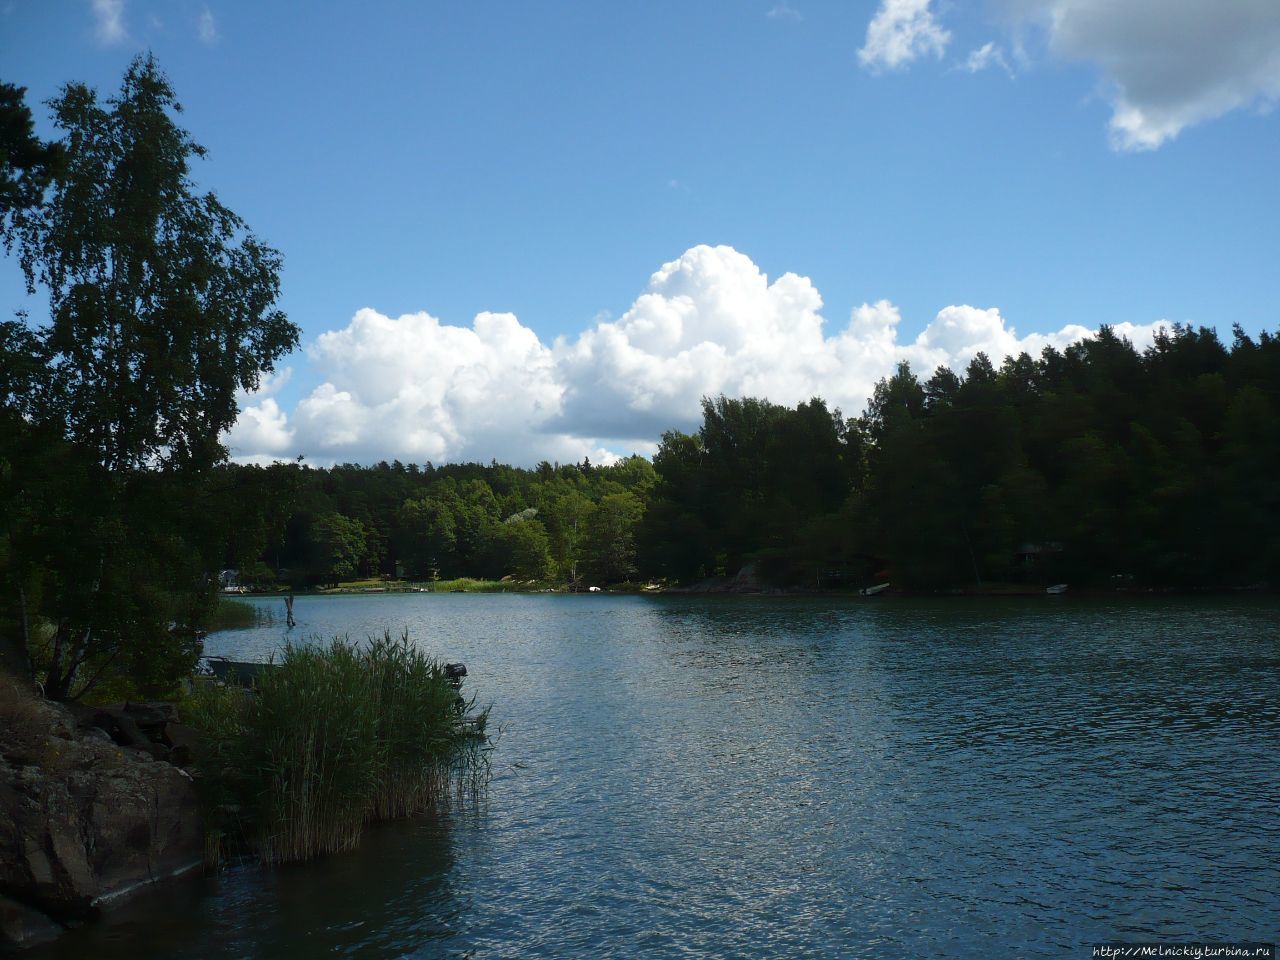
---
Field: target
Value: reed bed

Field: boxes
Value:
[207,596,276,631]
[366,633,465,820]
[184,632,489,866]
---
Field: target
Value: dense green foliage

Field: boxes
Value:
[10,56,295,473]
[642,396,860,583]
[842,327,1280,589]
[0,59,298,697]
[253,325,1279,593]
[255,455,656,588]
[183,634,488,865]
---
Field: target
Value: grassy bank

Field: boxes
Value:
[328,577,535,593]
[418,577,526,592]
[243,577,657,596]
[206,597,276,631]
[295,577,517,594]
[183,632,488,866]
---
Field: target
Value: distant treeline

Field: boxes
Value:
[237,324,1279,591]
[244,456,656,588]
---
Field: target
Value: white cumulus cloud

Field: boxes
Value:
[554,245,831,438]
[226,245,1172,466]
[225,368,294,460]
[858,0,951,71]
[231,308,612,466]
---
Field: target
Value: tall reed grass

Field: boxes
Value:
[183,632,489,866]
[207,596,276,631]
[365,633,468,820]
[181,681,255,867]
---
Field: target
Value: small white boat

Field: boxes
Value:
[861,583,891,597]
[1046,583,1068,595]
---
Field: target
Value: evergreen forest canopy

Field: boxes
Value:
[2,59,1278,703]
[246,322,1279,596]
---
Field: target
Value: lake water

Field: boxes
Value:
[34,594,1280,958]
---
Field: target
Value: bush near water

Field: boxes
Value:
[184,632,488,865]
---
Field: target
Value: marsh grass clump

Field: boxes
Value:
[185,632,489,866]
[366,633,470,820]
[207,597,275,631]
[253,641,378,863]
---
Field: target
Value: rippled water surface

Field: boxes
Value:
[37,595,1280,958]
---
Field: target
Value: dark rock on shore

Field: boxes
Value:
[66,700,193,764]
[0,690,204,950]
[671,564,782,595]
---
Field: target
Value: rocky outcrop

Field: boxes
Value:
[0,691,204,948]
[71,700,202,766]
[674,563,770,594]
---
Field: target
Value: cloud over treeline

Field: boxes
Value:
[226,245,1168,466]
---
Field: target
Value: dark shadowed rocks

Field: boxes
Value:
[0,694,204,949]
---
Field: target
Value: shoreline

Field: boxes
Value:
[226,582,1278,600]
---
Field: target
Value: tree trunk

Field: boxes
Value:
[43,620,73,701]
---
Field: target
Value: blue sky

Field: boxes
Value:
[2,0,1278,464]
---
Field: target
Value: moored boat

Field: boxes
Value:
[201,656,276,686]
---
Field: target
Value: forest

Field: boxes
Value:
[250,322,1280,593]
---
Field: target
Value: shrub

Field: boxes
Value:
[0,671,54,762]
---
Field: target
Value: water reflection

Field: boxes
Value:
[38,808,464,960]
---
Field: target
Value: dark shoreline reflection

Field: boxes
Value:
[33,808,464,960]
